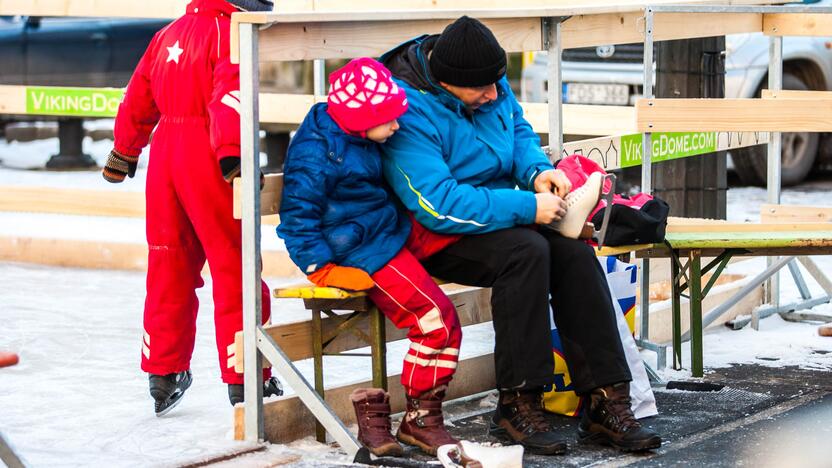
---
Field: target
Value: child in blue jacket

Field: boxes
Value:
[277,58,462,457]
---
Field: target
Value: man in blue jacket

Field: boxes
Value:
[380,16,662,455]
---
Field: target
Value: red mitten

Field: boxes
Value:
[307,263,375,291]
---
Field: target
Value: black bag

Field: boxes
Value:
[590,197,670,246]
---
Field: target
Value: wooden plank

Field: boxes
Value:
[255,17,541,62]
[0,235,300,276]
[0,85,25,115]
[233,9,762,63]
[636,98,832,132]
[235,0,775,23]
[763,13,832,37]
[0,85,630,136]
[232,173,283,219]
[667,222,832,234]
[0,186,145,218]
[563,12,761,50]
[762,89,832,100]
[0,0,188,18]
[233,286,491,372]
[761,204,832,224]
[233,351,496,443]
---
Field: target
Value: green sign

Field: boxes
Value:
[620,132,717,168]
[26,87,124,117]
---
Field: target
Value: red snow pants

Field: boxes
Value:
[140,118,271,385]
[367,226,462,397]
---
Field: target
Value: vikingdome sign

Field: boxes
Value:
[26,86,124,118]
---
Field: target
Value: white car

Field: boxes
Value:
[521,0,832,186]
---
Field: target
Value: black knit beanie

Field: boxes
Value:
[429,16,507,87]
[227,0,273,12]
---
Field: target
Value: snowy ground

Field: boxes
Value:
[1,135,832,466]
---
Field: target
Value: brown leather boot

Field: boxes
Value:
[578,382,662,452]
[350,388,403,457]
[489,389,567,455]
[396,386,458,455]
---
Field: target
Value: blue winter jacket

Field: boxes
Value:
[276,103,410,275]
[379,35,554,234]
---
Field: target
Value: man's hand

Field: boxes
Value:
[534,192,567,225]
[534,169,572,198]
[102,150,138,183]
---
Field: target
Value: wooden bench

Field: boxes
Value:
[232,173,643,442]
[637,204,832,378]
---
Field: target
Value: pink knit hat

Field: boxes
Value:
[326,58,408,136]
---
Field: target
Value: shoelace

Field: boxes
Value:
[512,394,552,432]
[605,396,640,431]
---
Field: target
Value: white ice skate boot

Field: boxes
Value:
[437,440,524,468]
[548,171,606,239]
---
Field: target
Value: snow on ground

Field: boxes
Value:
[2,133,832,466]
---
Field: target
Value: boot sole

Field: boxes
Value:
[488,422,568,455]
[368,445,405,458]
[396,432,439,456]
[577,427,662,452]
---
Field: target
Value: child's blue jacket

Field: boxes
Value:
[277,103,410,275]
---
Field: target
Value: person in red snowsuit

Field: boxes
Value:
[102,0,280,416]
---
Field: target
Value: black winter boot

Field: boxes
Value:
[228,376,283,405]
[149,370,192,417]
[578,382,662,452]
[488,389,568,455]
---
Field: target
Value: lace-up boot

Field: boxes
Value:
[578,382,662,452]
[488,389,567,455]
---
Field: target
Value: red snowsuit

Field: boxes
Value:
[113,0,270,385]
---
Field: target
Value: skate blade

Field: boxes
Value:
[155,392,185,417]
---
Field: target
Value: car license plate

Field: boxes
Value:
[563,83,629,105]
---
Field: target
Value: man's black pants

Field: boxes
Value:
[422,227,632,394]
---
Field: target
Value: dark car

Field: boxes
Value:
[0,15,169,88]
[0,15,291,170]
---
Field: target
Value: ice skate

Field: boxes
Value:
[547,172,615,245]
[149,370,192,417]
[228,376,284,406]
[437,440,524,468]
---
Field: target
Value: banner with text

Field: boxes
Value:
[26,87,124,118]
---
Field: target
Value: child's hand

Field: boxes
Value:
[102,150,138,183]
[219,156,265,190]
[307,263,375,291]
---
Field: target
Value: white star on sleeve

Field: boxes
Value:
[166,41,184,64]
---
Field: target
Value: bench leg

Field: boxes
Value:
[689,250,704,378]
[369,305,388,391]
[311,309,326,443]
[671,257,683,370]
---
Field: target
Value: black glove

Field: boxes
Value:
[219,156,265,190]
[102,150,138,183]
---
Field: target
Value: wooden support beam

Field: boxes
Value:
[0,186,144,218]
[265,0,775,15]
[636,98,832,132]
[0,235,300,276]
[232,173,283,219]
[761,89,832,100]
[563,12,761,50]
[763,13,832,37]
[233,286,491,371]
[0,85,629,136]
[667,222,832,234]
[233,351,496,443]
[0,0,188,18]
[254,17,541,62]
